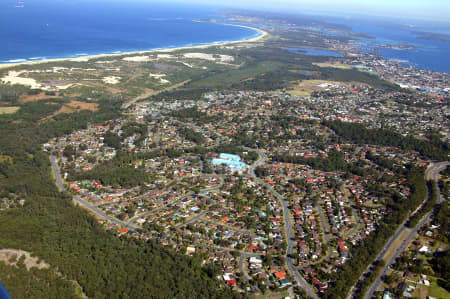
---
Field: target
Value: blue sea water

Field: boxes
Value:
[0,281,11,299]
[323,16,450,73]
[1,1,448,74]
[0,0,259,64]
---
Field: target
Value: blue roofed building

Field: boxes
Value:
[212,153,246,172]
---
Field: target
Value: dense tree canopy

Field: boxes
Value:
[324,120,448,160]
[0,96,240,298]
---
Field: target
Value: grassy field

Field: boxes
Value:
[0,155,13,164]
[0,107,20,114]
[188,61,283,88]
[428,276,449,299]
[312,62,352,69]
[284,79,346,96]
[55,100,99,114]
[411,276,449,299]
[19,92,58,103]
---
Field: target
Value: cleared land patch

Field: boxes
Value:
[20,92,57,103]
[0,106,20,114]
[410,277,449,299]
[0,249,49,270]
[102,76,121,85]
[183,52,234,63]
[63,100,98,112]
[0,249,88,298]
[0,155,13,163]
[285,79,346,96]
[48,100,99,118]
[313,62,353,69]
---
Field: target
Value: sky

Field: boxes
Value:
[165,0,450,22]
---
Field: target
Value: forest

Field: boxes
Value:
[324,120,449,160]
[406,180,437,228]
[0,91,241,298]
[272,149,348,172]
[430,199,450,292]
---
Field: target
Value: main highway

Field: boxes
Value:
[362,161,448,299]
[246,148,319,299]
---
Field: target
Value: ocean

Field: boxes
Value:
[1,1,448,74]
[0,0,258,64]
[323,15,450,73]
[0,281,11,299]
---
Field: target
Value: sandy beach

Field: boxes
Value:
[0,25,268,70]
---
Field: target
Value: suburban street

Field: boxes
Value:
[362,161,449,299]
[51,143,446,299]
[340,185,361,238]
[52,151,226,230]
[50,153,138,230]
[239,252,262,282]
[247,148,319,299]
[317,205,331,243]
[126,191,195,225]
[310,205,334,265]
[175,210,208,229]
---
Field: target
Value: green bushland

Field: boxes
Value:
[0,92,241,298]
[324,120,449,160]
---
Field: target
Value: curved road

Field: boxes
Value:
[340,185,361,238]
[239,252,263,282]
[121,80,190,109]
[246,148,319,299]
[127,175,223,225]
[50,153,138,230]
[363,162,449,299]
[175,210,208,229]
[126,191,194,225]
[310,205,334,265]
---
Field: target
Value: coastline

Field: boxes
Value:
[0,25,268,70]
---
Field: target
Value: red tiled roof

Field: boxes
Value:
[226,279,236,286]
[275,270,286,280]
[248,245,258,251]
